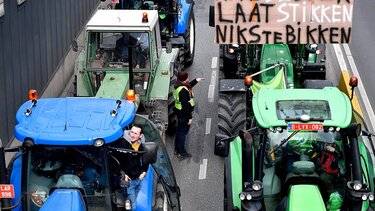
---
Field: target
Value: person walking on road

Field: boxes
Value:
[173,71,204,160]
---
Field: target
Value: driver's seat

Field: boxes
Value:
[282,161,322,195]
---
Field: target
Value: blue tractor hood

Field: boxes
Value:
[40,189,86,211]
[14,98,136,145]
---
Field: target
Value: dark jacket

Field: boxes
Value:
[113,137,148,180]
[174,79,198,119]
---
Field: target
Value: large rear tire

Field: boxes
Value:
[184,11,195,67]
[218,92,246,136]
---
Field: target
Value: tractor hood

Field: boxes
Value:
[40,189,86,211]
[252,87,352,128]
[14,98,135,145]
[287,185,325,211]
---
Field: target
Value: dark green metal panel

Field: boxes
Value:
[260,44,294,87]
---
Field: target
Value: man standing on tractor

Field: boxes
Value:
[173,71,204,160]
[114,124,149,210]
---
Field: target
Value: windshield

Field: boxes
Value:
[276,100,331,120]
[87,31,150,69]
[26,146,111,211]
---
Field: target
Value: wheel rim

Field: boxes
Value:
[189,17,195,55]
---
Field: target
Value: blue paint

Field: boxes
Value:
[175,0,193,34]
[40,189,86,211]
[14,98,135,145]
[10,153,22,211]
[136,166,155,211]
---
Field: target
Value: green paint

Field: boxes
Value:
[260,44,294,87]
[230,136,243,209]
[95,72,129,99]
[252,87,352,128]
[287,185,326,211]
[148,49,178,100]
[251,70,285,94]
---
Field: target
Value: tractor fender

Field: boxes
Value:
[9,153,22,211]
[175,0,194,34]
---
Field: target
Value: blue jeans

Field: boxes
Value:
[121,178,142,211]
[174,116,190,154]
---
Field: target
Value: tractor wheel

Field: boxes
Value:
[218,92,246,136]
[166,75,177,134]
[184,11,195,67]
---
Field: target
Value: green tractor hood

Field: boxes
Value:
[252,87,352,128]
[287,185,326,211]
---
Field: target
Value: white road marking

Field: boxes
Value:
[205,118,211,135]
[199,159,208,180]
[210,70,217,85]
[211,57,218,69]
[208,70,216,102]
[208,85,215,102]
[343,44,375,131]
[333,44,348,71]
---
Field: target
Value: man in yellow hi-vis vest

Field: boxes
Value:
[173,71,204,160]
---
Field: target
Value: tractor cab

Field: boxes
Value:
[2,97,180,211]
[75,9,180,132]
[215,87,375,211]
[76,10,164,100]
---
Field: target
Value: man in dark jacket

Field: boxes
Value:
[174,71,204,159]
[114,124,148,210]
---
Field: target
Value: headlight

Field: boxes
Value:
[328,127,335,132]
[369,194,374,201]
[239,193,246,201]
[353,181,362,191]
[94,138,104,147]
[227,48,235,54]
[246,193,252,200]
[361,194,368,201]
[252,181,263,191]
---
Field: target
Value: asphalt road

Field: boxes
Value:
[164,0,224,210]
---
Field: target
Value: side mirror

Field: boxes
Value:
[348,123,361,138]
[143,142,158,164]
[214,133,230,157]
[166,42,172,54]
[72,40,79,52]
[209,6,215,27]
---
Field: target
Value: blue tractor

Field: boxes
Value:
[108,0,195,67]
[0,96,181,210]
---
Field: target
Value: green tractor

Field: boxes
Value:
[214,86,375,211]
[74,9,180,131]
[216,43,328,136]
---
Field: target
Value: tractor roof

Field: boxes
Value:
[86,10,158,32]
[252,87,352,128]
[14,98,135,146]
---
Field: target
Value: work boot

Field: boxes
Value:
[181,152,192,158]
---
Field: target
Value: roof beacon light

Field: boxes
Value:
[142,12,148,23]
[244,76,253,87]
[126,89,136,102]
[29,89,38,100]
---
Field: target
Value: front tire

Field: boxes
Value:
[218,92,246,136]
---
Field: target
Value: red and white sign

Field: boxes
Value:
[288,123,323,131]
[0,184,15,199]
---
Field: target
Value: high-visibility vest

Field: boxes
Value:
[174,86,195,110]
